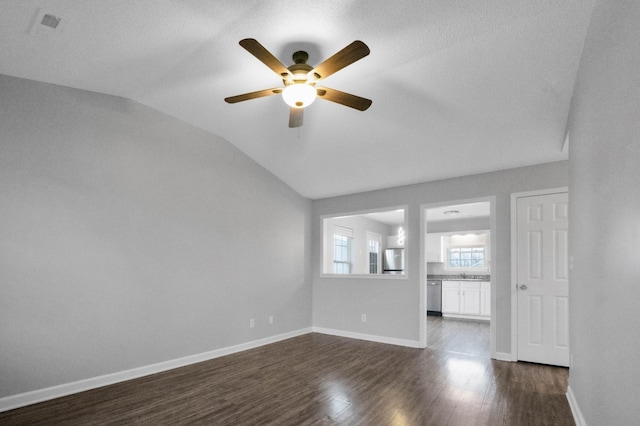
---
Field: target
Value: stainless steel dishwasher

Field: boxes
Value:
[427,280,442,316]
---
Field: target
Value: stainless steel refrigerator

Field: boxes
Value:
[383,248,404,274]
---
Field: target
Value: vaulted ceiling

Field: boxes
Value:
[0,1,594,199]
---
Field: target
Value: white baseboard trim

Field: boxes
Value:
[494,351,515,362]
[312,327,421,348]
[566,385,587,426]
[0,327,313,413]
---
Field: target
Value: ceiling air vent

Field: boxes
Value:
[40,14,61,29]
[29,9,65,36]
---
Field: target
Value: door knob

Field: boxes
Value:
[519,284,528,290]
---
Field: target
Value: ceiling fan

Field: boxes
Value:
[224,38,372,128]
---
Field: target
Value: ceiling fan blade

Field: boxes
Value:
[239,38,292,79]
[224,88,282,104]
[316,87,372,111]
[289,107,304,128]
[310,41,370,81]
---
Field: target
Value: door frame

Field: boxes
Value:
[419,196,496,359]
[510,187,568,361]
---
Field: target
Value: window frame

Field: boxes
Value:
[333,232,353,274]
[447,246,486,269]
[367,231,382,275]
[442,231,490,273]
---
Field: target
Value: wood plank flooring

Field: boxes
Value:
[0,317,573,425]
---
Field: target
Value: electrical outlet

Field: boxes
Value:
[249,318,255,328]
[361,314,367,322]
[269,315,274,324]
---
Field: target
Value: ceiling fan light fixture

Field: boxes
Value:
[282,83,317,108]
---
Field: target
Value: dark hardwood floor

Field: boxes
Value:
[0,317,573,425]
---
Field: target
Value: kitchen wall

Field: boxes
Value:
[427,216,490,233]
[0,75,312,401]
[312,161,568,352]
[566,0,640,423]
[427,217,491,275]
[427,231,490,275]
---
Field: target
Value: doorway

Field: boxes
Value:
[420,197,496,358]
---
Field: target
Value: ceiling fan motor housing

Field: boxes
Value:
[285,53,314,85]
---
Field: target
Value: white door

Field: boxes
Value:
[516,192,569,366]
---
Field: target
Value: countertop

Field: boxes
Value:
[427,274,490,281]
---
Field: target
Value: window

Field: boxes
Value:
[448,247,485,268]
[442,232,489,272]
[333,234,352,274]
[368,238,380,274]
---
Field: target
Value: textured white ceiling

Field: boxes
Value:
[0,1,594,199]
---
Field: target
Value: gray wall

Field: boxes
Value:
[0,75,312,398]
[567,0,640,423]
[312,162,568,350]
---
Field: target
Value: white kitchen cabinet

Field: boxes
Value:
[441,280,490,320]
[460,282,481,315]
[442,281,461,313]
[426,233,444,262]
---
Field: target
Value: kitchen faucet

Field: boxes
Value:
[458,272,467,279]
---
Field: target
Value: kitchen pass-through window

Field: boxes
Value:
[321,207,407,276]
